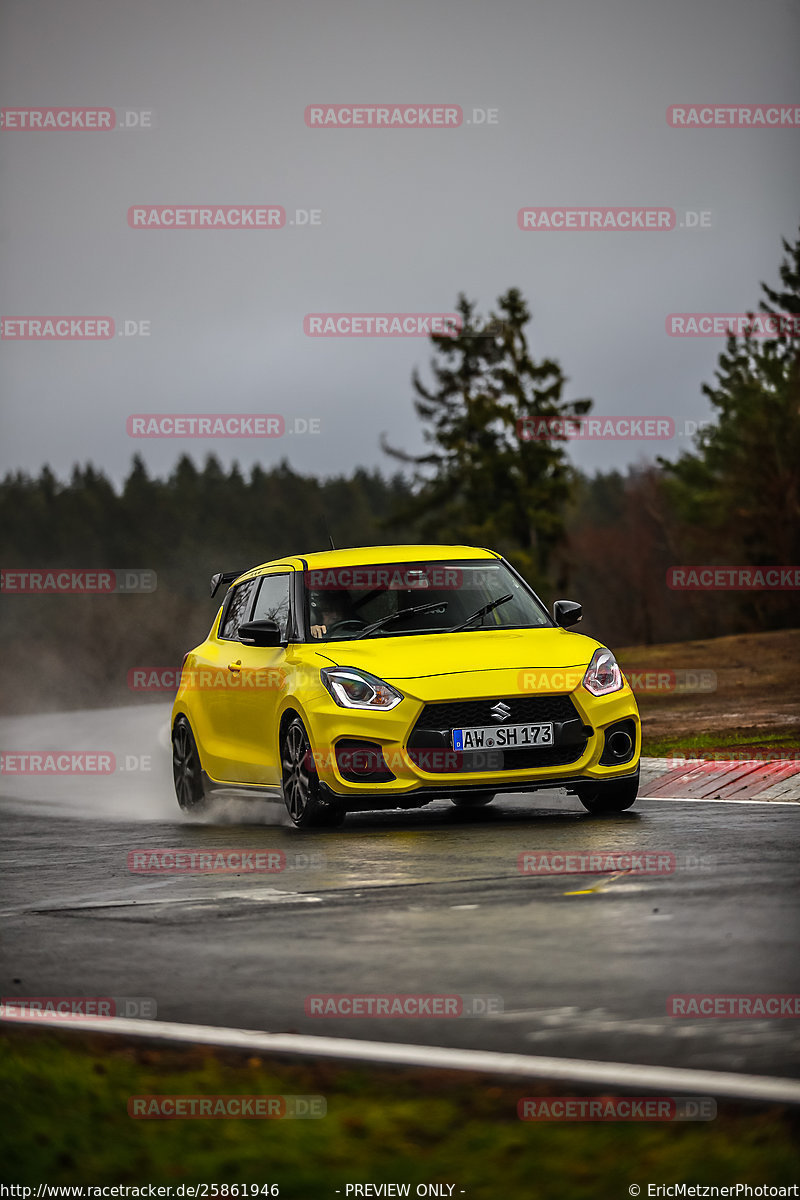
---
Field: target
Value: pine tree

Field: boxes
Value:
[383,288,591,584]
[381,294,504,542]
[663,228,800,568]
[487,288,591,581]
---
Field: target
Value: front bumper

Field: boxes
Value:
[319,766,641,810]
[302,681,641,804]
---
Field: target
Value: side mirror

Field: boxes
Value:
[238,619,282,647]
[553,599,583,628]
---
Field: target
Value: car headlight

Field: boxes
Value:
[320,667,403,710]
[582,648,624,696]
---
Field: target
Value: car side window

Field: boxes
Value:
[219,578,258,640]
[251,573,291,640]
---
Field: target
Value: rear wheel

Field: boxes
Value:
[281,717,346,829]
[450,791,496,808]
[172,717,210,813]
[577,771,639,814]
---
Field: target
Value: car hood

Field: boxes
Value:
[318,627,603,690]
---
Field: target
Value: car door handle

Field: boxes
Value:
[227,660,242,673]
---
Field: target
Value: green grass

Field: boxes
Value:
[642,725,800,759]
[1,1032,799,1198]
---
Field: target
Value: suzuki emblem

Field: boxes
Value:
[490,701,511,722]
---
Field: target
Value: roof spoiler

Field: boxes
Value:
[210,570,246,599]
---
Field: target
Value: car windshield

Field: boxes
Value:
[304,560,552,640]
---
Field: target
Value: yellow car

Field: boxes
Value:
[171,544,640,827]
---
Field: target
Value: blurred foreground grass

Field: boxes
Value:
[1,1031,799,1198]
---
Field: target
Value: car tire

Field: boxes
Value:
[281,717,346,829]
[450,791,496,808]
[172,717,211,813]
[576,771,639,814]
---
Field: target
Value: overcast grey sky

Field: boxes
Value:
[1,0,798,486]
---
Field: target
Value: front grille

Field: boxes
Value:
[408,694,588,773]
[406,745,587,773]
[496,745,587,769]
[415,694,579,729]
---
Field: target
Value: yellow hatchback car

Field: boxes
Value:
[171,544,641,827]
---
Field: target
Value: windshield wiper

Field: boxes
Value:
[352,599,449,640]
[447,593,514,633]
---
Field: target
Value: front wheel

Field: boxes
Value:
[576,771,639,814]
[172,717,211,813]
[450,791,496,808]
[281,717,346,829]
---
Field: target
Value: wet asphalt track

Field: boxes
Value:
[1,705,799,1080]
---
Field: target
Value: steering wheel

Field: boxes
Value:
[325,618,365,634]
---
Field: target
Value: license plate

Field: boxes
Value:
[452,722,554,751]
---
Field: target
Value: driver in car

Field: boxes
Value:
[310,589,351,638]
